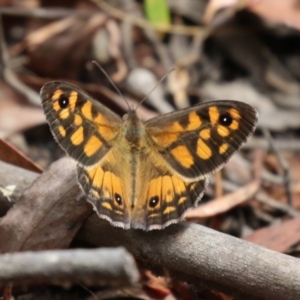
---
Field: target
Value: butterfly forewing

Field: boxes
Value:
[145,100,258,180]
[40,81,122,167]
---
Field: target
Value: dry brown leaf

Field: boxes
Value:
[144,270,171,299]
[186,179,260,220]
[203,0,248,24]
[244,215,300,252]
[0,139,42,173]
[0,81,45,139]
[26,14,108,79]
[248,0,300,30]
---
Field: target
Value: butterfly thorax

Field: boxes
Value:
[122,110,147,151]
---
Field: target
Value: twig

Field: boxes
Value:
[143,28,173,70]
[262,128,293,206]
[121,18,136,69]
[244,137,300,151]
[94,0,207,37]
[0,7,86,19]
[214,170,223,198]
[0,14,40,106]
[0,248,139,288]
[254,191,299,218]
[252,207,276,224]
[253,148,264,180]
[210,176,299,218]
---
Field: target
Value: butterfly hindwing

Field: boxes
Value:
[77,161,131,228]
[41,81,122,166]
[133,172,208,230]
[145,100,257,180]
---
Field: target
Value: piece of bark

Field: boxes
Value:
[78,216,300,300]
[0,161,38,196]
[0,157,92,253]
[0,161,39,216]
[0,247,139,288]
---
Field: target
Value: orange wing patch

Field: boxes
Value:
[229,108,241,119]
[58,126,66,137]
[81,101,93,120]
[162,176,174,203]
[229,120,239,130]
[84,136,103,157]
[52,90,64,111]
[59,110,70,120]
[150,132,179,147]
[197,139,212,160]
[68,91,78,111]
[208,106,219,125]
[186,111,202,130]
[164,121,184,132]
[170,145,194,168]
[199,128,211,140]
[163,206,176,215]
[74,114,83,126]
[217,125,230,137]
[97,125,118,141]
[219,143,229,154]
[71,126,84,145]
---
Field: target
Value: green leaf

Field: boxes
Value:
[144,0,171,27]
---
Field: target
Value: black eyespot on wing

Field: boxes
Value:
[149,196,159,208]
[115,193,123,206]
[59,95,69,108]
[219,112,232,126]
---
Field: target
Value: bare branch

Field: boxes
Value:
[78,216,300,300]
[1,159,300,299]
[0,247,139,288]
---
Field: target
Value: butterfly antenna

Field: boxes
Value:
[136,67,176,111]
[92,61,130,110]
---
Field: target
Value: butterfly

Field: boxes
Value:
[40,81,258,231]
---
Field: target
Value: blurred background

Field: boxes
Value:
[1,0,300,299]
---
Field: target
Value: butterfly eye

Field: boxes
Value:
[219,112,232,126]
[114,193,123,206]
[58,95,69,109]
[149,196,159,208]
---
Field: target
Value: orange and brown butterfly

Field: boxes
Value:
[40,81,258,231]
